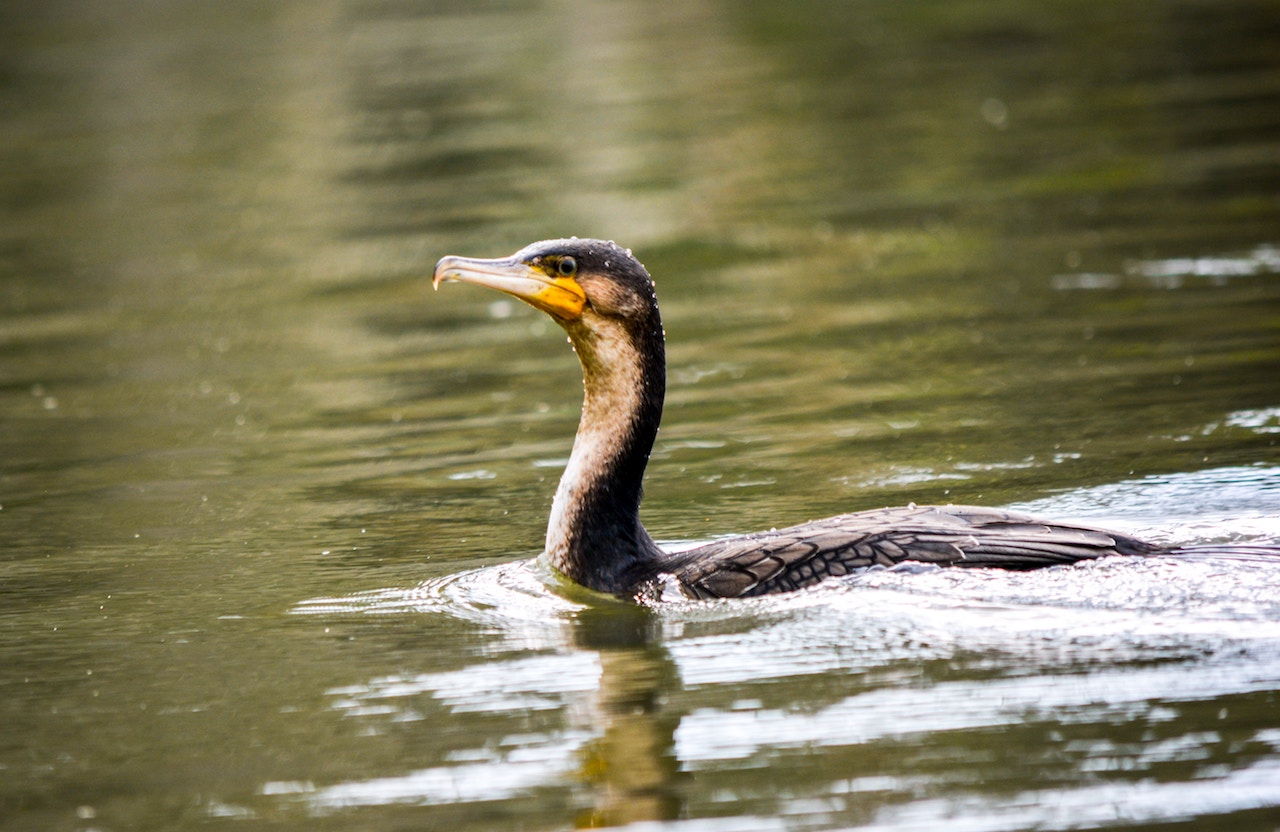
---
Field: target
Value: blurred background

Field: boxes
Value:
[2,1,1279,830]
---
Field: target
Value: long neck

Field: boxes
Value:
[545,316,665,593]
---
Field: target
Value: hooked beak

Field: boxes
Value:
[433,254,586,321]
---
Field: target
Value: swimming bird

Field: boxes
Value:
[433,238,1275,601]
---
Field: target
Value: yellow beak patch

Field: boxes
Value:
[433,255,586,321]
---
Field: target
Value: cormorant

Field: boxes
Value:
[433,238,1274,600]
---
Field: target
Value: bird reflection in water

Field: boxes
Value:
[570,603,685,827]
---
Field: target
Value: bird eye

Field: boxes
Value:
[557,257,577,277]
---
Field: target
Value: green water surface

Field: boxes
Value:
[2,1,1279,830]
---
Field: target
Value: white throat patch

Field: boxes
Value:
[544,318,645,562]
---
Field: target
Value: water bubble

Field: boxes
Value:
[981,97,1008,129]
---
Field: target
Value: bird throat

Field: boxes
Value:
[544,318,664,593]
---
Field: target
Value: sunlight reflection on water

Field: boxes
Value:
[268,732,593,811]
[1008,462,1280,544]
[867,756,1280,832]
[1052,243,1280,290]
[673,661,1280,764]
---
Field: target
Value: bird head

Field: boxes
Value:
[432,238,659,328]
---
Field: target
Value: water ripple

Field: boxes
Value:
[291,559,582,651]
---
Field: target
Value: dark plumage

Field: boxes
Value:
[432,238,1277,601]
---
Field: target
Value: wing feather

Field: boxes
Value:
[659,504,1158,599]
